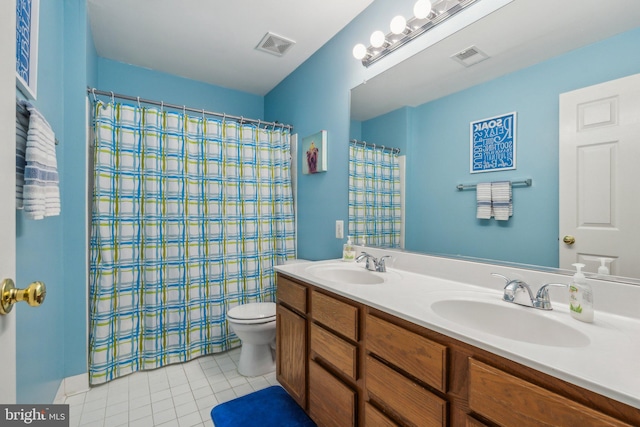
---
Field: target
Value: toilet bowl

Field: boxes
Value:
[227,302,276,377]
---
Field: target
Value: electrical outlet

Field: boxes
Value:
[335,220,344,239]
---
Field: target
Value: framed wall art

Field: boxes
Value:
[470,112,516,173]
[301,130,327,174]
[16,0,39,100]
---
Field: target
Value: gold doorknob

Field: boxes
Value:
[563,235,576,245]
[0,279,46,315]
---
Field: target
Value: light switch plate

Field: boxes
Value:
[336,220,344,239]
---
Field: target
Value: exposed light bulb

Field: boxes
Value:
[390,15,407,35]
[414,0,432,19]
[370,30,386,48]
[352,43,367,60]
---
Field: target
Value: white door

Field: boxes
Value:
[559,73,640,277]
[0,0,17,404]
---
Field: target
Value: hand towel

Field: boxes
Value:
[476,182,493,219]
[19,100,61,220]
[492,181,512,221]
[16,108,29,209]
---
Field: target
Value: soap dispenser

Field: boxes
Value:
[569,263,594,323]
[342,236,355,262]
[598,258,610,276]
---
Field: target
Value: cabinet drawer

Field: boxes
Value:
[366,355,447,427]
[366,314,447,392]
[309,360,356,427]
[310,323,357,380]
[365,403,399,427]
[469,358,632,427]
[277,275,307,314]
[311,291,358,341]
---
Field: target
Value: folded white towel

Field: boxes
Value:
[492,181,512,221]
[476,182,493,219]
[16,113,29,209]
[19,101,60,220]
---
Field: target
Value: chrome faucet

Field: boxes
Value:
[356,252,390,272]
[491,274,567,311]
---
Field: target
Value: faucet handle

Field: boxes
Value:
[377,255,391,272]
[491,273,511,284]
[534,283,568,310]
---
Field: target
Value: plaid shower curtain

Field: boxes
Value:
[348,142,401,248]
[89,101,295,384]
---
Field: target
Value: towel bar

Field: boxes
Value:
[456,178,532,191]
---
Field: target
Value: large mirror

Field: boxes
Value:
[350,0,640,283]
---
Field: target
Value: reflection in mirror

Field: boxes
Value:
[347,139,404,248]
[349,0,640,283]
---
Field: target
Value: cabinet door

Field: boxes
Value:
[276,304,306,408]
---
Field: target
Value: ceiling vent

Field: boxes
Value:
[256,32,296,57]
[451,46,489,67]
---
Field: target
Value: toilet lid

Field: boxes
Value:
[227,302,276,321]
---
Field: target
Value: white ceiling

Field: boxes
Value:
[351,0,640,121]
[87,0,374,96]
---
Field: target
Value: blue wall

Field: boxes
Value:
[97,58,263,118]
[62,0,93,383]
[265,0,408,260]
[268,1,640,263]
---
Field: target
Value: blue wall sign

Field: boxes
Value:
[470,112,516,173]
[16,0,38,99]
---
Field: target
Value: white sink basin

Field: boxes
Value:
[306,263,398,285]
[430,298,590,348]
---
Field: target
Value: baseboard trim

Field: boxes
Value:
[53,373,90,403]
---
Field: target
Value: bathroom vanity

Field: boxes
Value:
[274,253,640,427]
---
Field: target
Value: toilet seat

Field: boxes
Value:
[227,302,276,325]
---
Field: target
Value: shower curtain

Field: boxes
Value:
[89,100,295,385]
[348,142,401,248]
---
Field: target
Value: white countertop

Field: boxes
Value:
[275,258,640,410]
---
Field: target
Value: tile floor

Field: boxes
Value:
[65,348,279,427]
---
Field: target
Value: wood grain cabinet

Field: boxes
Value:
[276,276,308,408]
[275,274,640,427]
[469,359,635,427]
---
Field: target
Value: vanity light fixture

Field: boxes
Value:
[353,0,481,67]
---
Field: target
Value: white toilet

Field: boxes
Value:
[227,259,308,377]
[227,302,277,377]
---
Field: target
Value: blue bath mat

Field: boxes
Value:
[211,386,316,427]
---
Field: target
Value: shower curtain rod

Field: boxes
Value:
[350,138,401,155]
[87,87,293,130]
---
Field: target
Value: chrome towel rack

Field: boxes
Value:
[456,178,532,191]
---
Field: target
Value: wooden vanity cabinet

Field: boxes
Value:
[275,274,640,427]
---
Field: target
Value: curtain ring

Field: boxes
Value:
[240,116,244,125]
[202,109,206,121]
[183,105,186,116]
[257,119,261,129]
[91,88,97,103]
[381,145,386,153]
[110,91,115,105]
[137,96,141,109]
